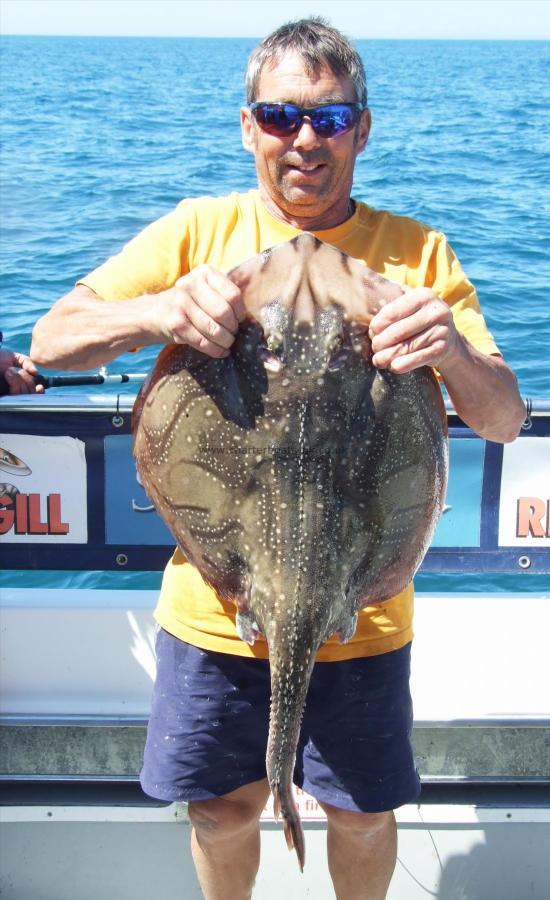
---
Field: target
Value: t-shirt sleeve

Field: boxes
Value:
[428,232,500,357]
[77,201,194,300]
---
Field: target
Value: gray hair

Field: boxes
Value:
[245,17,367,108]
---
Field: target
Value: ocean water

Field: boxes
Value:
[1,36,549,593]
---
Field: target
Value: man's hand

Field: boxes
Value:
[368,286,525,443]
[369,288,459,374]
[0,348,45,394]
[156,265,245,359]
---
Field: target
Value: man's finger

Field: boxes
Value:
[4,368,32,394]
[387,345,446,374]
[370,308,433,354]
[205,266,243,299]
[369,293,427,336]
[174,269,243,336]
[369,289,440,338]
[172,320,230,358]
[17,354,40,376]
[372,332,448,372]
[202,267,244,326]
[183,293,238,351]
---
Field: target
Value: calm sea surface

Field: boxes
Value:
[1,36,549,592]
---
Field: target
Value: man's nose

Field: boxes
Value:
[292,118,321,151]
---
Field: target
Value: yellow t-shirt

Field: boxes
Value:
[81,189,499,662]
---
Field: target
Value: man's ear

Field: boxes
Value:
[241,107,255,154]
[354,108,372,156]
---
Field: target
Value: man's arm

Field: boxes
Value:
[31,267,245,370]
[369,288,526,443]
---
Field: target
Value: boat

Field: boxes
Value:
[1,390,549,898]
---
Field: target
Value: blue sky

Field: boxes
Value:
[2,0,549,39]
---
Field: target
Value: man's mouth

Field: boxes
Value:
[285,162,327,174]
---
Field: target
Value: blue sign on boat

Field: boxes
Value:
[431,438,485,548]
[104,435,172,545]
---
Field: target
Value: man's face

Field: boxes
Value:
[241,52,371,229]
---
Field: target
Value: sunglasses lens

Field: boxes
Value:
[252,103,360,138]
[312,105,358,137]
[252,104,300,135]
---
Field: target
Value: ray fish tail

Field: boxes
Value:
[266,631,318,873]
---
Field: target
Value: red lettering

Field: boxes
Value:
[14,493,28,534]
[0,494,15,534]
[516,497,548,538]
[27,494,49,534]
[0,492,71,536]
[47,494,69,535]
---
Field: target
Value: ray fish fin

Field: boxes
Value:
[236,609,261,645]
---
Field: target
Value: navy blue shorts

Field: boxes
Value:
[140,628,420,813]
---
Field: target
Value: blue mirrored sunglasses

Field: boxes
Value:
[250,102,364,138]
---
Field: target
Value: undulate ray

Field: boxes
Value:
[132,234,448,870]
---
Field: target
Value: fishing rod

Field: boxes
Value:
[0,370,147,397]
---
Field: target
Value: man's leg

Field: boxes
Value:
[295,645,417,898]
[320,803,397,900]
[188,778,271,900]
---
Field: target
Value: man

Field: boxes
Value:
[31,18,525,900]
